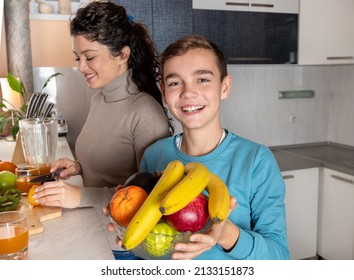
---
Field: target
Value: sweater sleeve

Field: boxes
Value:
[227,146,290,260]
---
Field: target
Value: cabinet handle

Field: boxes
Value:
[283,175,294,180]
[331,174,354,185]
[225,2,249,7]
[326,56,354,60]
[228,57,273,62]
[250,3,274,8]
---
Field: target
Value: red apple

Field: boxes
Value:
[164,193,209,232]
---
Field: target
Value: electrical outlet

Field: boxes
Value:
[288,113,296,123]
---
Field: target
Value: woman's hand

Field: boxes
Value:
[32,180,81,208]
[171,196,238,260]
[50,157,82,180]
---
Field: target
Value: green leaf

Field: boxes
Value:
[6,73,23,94]
[11,123,19,141]
[20,104,27,114]
[0,117,11,133]
[41,72,63,92]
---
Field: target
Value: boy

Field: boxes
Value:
[139,35,289,260]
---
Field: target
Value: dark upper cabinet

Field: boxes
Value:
[112,0,154,36]
[152,0,193,52]
[112,0,298,64]
[193,9,298,64]
[112,0,193,53]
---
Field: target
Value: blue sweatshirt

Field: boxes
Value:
[140,129,290,260]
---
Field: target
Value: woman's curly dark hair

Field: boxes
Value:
[70,1,173,134]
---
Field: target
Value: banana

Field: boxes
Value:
[159,162,210,215]
[122,160,185,250]
[206,172,230,224]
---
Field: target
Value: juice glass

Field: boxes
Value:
[0,211,29,260]
[15,164,41,194]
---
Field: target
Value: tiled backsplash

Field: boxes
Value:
[33,64,354,156]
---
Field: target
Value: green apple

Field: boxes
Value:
[0,171,17,195]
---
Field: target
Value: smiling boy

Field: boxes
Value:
[139,35,290,260]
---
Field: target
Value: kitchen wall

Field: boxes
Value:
[34,63,354,156]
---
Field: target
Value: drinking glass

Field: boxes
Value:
[19,118,58,175]
[15,164,40,194]
[0,211,29,260]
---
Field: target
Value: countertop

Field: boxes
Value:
[0,137,114,260]
[271,142,354,176]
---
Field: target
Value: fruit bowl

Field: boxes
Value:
[108,209,212,260]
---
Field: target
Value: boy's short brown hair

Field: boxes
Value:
[160,35,228,83]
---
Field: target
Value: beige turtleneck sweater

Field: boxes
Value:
[75,70,170,208]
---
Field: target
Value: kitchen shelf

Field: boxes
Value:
[29,1,81,21]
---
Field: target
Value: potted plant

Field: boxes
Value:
[0,72,62,140]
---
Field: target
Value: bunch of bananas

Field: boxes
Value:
[122,160,230,250]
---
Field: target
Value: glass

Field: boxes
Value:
[19,118,58,175]
[0,211,29,260]
[15,164,41,194]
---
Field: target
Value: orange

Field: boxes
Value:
[0,161,17,174]
[28,185,40,206]
[109,185,148,227]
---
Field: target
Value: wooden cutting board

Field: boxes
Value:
[19,197,62,235]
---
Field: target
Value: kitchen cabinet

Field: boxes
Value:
[152,0,193,52]
[282,167,319,259]
[317,168,354,259]
[193,0,299,14]
[113,0,193,53]
[298,0,354,65]
[193,5,298,64]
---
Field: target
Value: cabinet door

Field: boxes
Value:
[298,0,354,65]
[250,0,298,13]
[193,0,249,11]
[152,0,193,52]
[317,168,354,259]
[282,168,319,260]
[193,0,298,13]
[111,0,153,32]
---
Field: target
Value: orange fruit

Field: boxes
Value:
[28,185,40,206]
[0,161,17,174]
[109,185,148,227]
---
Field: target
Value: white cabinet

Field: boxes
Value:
[298,0,354,65]
[317,168,354,259]
[193,0,299,13]
[282,167,319,259]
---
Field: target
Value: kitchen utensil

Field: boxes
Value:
[36,93,48,118]
[43,102,54,118]
[26,93,36,118]
[29,168,64,183]
[15,164,40,193]
[26,92,40,118]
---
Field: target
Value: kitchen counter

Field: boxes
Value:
[271,142,354,176]
[0,137,114,260]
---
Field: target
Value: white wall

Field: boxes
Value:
[33,64,354,155]
[221,64,354,147]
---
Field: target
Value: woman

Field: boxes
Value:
[32,1,172,259]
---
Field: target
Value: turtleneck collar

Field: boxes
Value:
[102,69,139,103]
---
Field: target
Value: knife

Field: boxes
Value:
[30,168,64,183]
